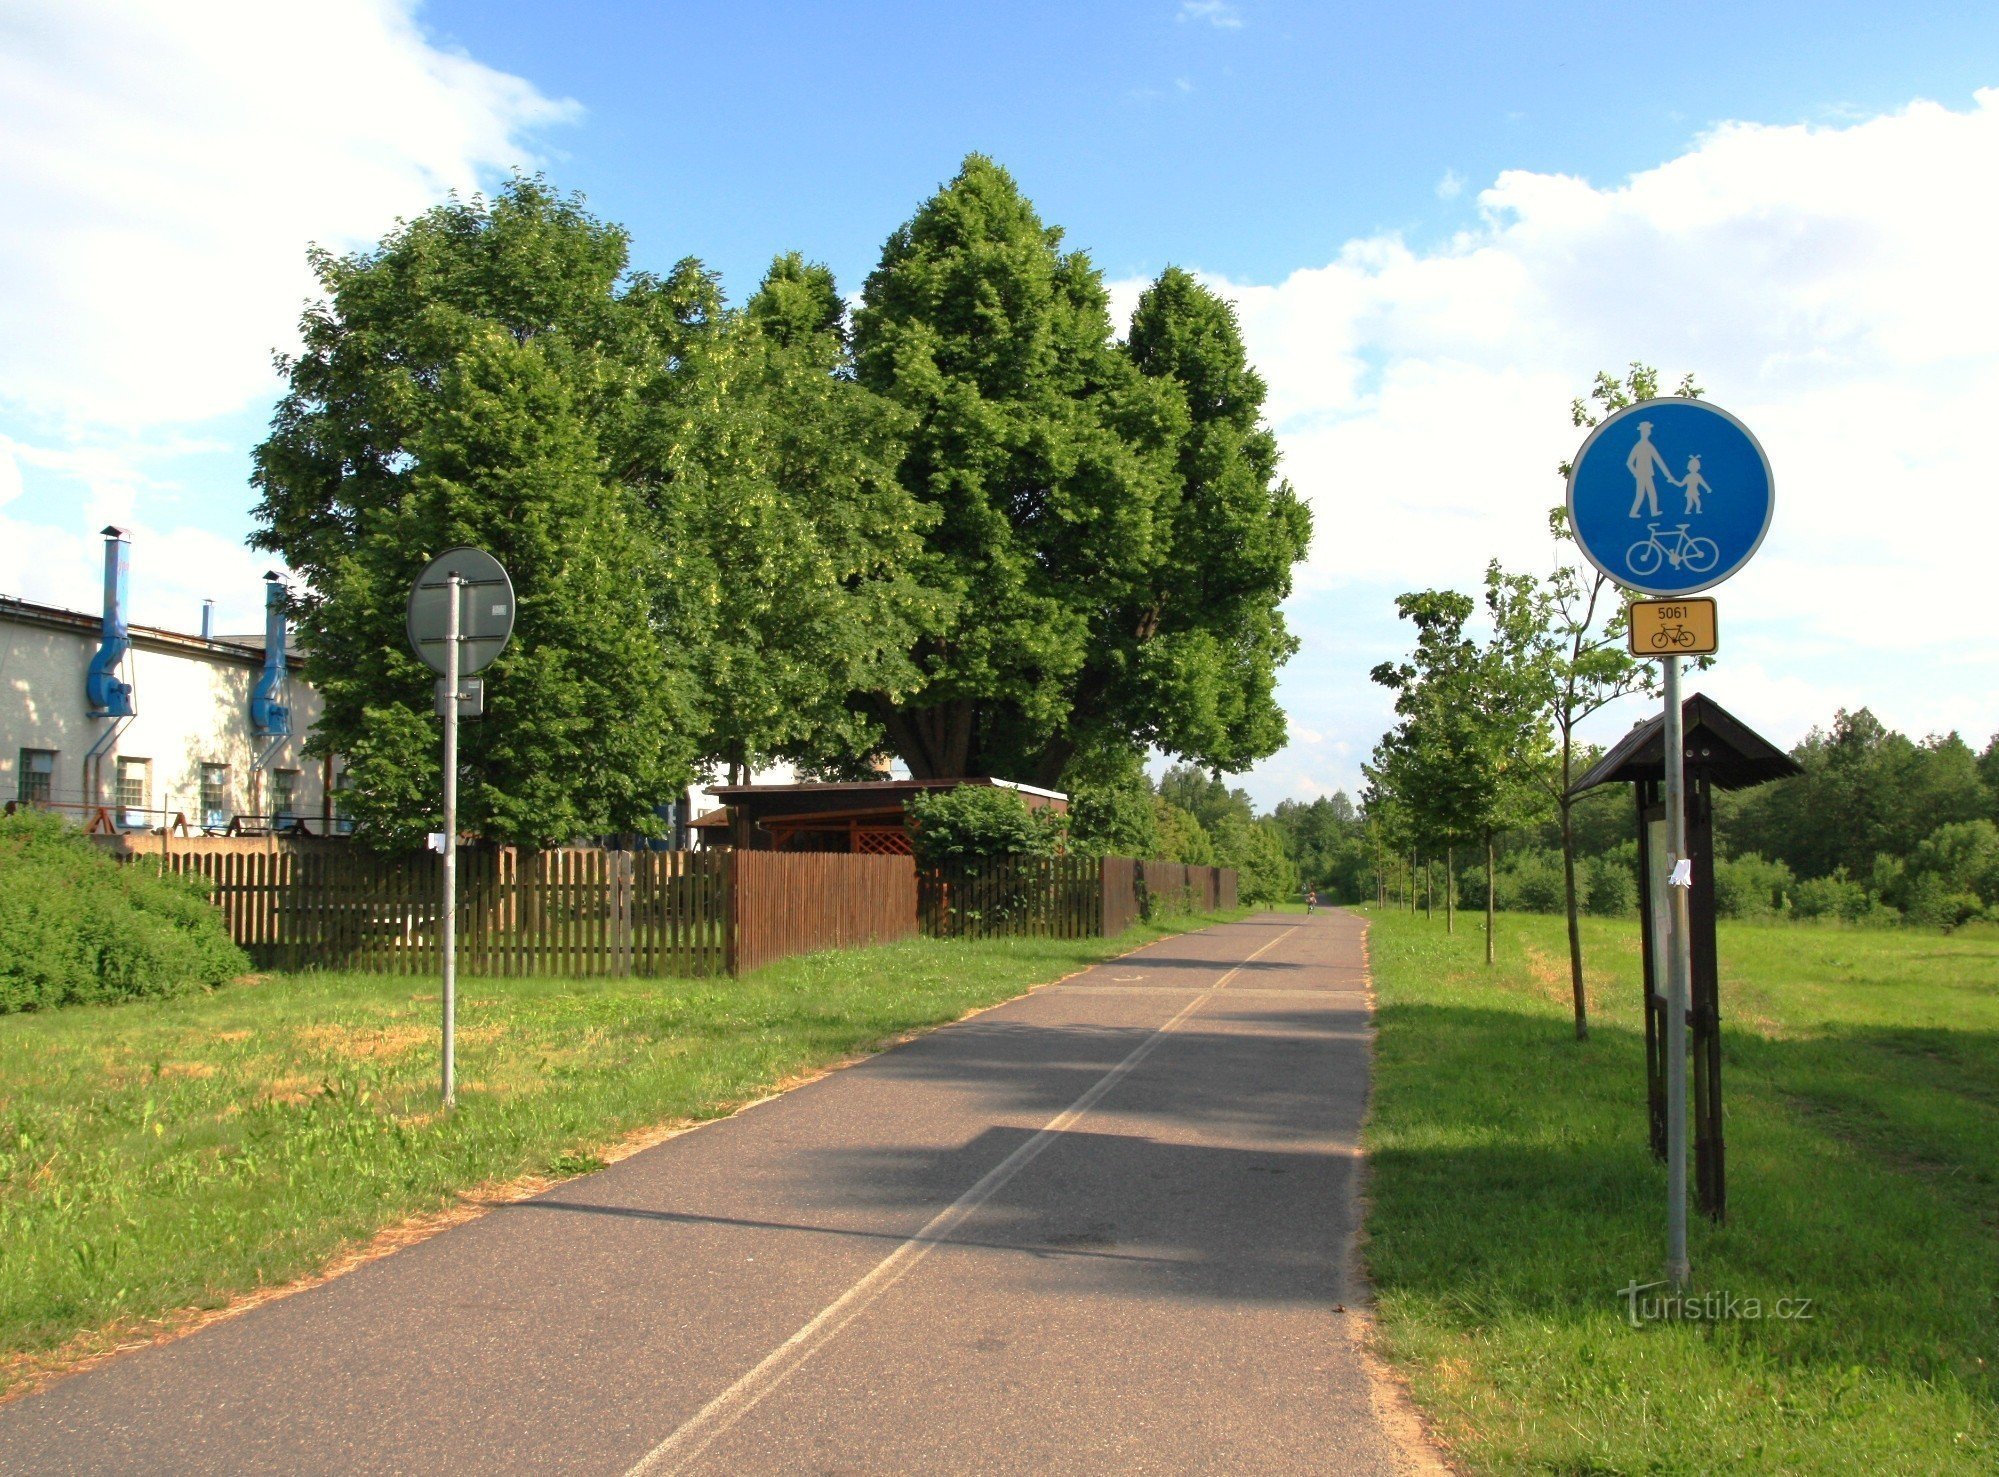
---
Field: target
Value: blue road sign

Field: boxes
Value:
[1567,399,1773,597]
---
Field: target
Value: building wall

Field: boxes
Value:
[1,607,335,830]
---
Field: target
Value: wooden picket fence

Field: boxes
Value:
[135,843,732,976]
[918,856,1238,940]
[103,838,1234,976]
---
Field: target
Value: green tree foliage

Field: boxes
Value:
[1209,812,1300,905]
[252,179,701,848]
[635,254,932,781]
[1153,762,1293,898]
[851,157,1307,785]
[1369,565,1557,965]
[1152,798,1217,866]
[1271,792,1376,902]
[0,812,247,1010]
[1061,746,1161,859]
[1720,709,1990,880]
[905,785,1062,867]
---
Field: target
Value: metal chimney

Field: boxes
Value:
[85,526,135,718]
[250,572,291,739]
[201,598,215,641]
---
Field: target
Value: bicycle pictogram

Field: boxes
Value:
[1626,523,1719,579]
[1650,624,1698,650]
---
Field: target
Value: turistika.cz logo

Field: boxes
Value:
[1617,1280,1816,1329]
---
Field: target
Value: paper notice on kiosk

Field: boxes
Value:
[1669,858,1693,888]
[427,832,449,854]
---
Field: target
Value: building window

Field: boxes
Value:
[115,756,150,825]
[331,766,353,834]
[16,749,55,806]
[269,768,299,823]
[199,763,231,830]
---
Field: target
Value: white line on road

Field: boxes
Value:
[624,926,1300,1476]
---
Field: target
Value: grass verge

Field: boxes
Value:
[1362,907,1998,1473]
[0,907,1241,1396]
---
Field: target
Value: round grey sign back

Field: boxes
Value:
[406,546,515,676]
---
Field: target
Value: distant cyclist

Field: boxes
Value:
[1305,886,1319,915]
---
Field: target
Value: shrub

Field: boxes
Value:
[1901,872,1983,931]
[905,785,1063,868]
[1793,870,1873,923]
[0,812,248,1012]
[1714,852,1795,920]
[1065,776,1159,860]
[1583,854,1637,917]
[1496,850,1565,914]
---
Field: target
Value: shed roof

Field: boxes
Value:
[1571,693,1803,796]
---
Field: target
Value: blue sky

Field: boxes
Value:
[418,0,1999,297]
[5,2,1998,806]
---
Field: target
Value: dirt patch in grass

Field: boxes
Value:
[296,1023,431,1059]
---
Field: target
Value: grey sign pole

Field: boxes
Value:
[1661,655,1691,1288]
[406,546,514,1110]
[441,575,460,1108]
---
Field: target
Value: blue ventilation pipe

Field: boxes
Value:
[85,526,135,718]
[250,572,291,739]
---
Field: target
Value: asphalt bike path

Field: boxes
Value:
[0,910,1405,1474]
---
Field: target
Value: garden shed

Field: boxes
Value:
[694,777,1068,855]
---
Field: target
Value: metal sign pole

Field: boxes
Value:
[441,574,460,1108]
[1661,654,1691,1287]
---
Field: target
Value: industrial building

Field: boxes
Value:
[1,527,340,833]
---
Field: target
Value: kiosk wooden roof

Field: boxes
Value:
[694,778,1068,854]
[1571,693,1802,796]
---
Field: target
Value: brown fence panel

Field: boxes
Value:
[731,852,918,975]
[1100,856,1140,938]
[918,855,1106,941]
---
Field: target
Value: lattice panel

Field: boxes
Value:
[854,828,913,856]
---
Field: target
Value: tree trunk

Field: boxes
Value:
[1560,793,1589,1040]
[1424,858,1432,920]
[1409,848,1417,912]
[1445,844,1454,933]
[1485,834,1497,966]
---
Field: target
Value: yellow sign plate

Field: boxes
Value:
[1628,597,1718,656]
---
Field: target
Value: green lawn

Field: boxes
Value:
[1362,907,1999,1473]
[0,910,1240,1393]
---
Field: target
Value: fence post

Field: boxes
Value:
[609,850,633,978]
[725,851,741,977]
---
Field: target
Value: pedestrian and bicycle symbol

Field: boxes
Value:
[1567,399,1774,597]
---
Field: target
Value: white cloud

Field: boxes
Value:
[0,0,577,430]
[1177,2,1242,30]
[1435,169,1464,201]
[1156,90,1999,804]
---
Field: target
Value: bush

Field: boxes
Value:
[1065,776,1159,860]
[0,812,248,1012]
[1793,870,1874,923]
[1582,853,1637,917]
[1901,872,1984,931]
[1714,852,1795,920]
[1495,850,1565,914]
[905,785,1063,868]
